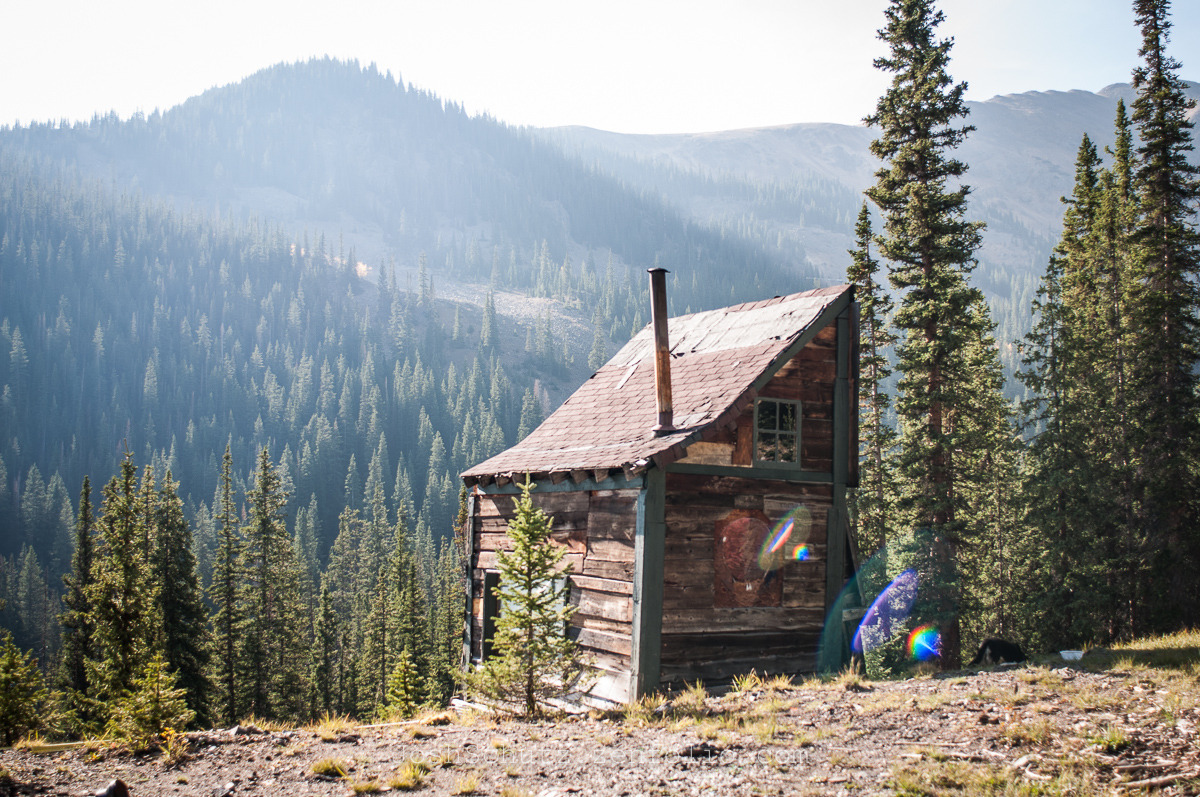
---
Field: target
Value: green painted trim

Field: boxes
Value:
[748,288,854,395]
[822,306,853,671]
[665,462,833,484]
[473,473,643,496]
[631,468,665,698]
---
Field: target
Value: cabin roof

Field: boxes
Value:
[462,284,852,484]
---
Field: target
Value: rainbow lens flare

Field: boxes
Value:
[757,506,813,571]
[851,568,919,654]
[906,625,941,661]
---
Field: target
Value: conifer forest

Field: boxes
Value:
[0,0,1197,738]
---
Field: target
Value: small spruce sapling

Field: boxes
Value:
[465,479,588,715]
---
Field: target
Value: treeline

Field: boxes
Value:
[2,443,462,742]
[851,0,1199,663]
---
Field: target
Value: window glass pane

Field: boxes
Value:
[779,433,797,462]
[757,400,776,431]
[757,432,777,461]
[780,403,796,433]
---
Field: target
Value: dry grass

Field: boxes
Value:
[311,713,356,741]
[310,757,350,778]
[449,772,481,794]
[348,779,383,794]
[387,758,430,791]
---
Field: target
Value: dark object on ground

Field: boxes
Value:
[969,638,1027,666]
[99,779,130,797]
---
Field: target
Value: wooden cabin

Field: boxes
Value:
[461,272,860,705]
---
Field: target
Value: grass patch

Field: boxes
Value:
[999,717,1054,747]
[388,758,431,791]
[349,779,383,794]
[311,713,356,741]
[1089,724,1130,755]
[673,681,710,717]
[622,692,669,725]
[310,757,350,778]
[450,773,481,795]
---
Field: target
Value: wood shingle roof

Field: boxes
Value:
[461,284,852,484]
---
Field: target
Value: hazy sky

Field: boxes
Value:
[3,0,1196,134]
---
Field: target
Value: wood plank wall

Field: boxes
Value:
[469,488,640,687]
[660,473,832,685]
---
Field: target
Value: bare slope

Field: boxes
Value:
[4,634,1198,796]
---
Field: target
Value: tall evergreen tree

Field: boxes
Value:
[209,446,240,725]
[865,0,990,667]
[149,472,210,725]
[58,477,98,730]
[86,453,152,706]
[845,202,898,557]
[1128,0,1200,629]
[237,447,308,720]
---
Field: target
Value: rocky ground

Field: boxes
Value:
[3,657,1198,797]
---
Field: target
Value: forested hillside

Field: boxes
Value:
[0,58,828,733]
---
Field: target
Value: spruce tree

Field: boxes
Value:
[87,453,152,707]
[865,0,990,667]
[0,629,48,745]
[1128,0,1200,629]
[209,445,240,725]
[58,477,97,729]
[237,447,308,720]
[149,472,210,725]
[846,202,898,557]
[465,480,585,715]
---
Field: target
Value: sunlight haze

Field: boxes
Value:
[3,0,1196,134]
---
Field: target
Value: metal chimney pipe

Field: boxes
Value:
[648,267,675,435]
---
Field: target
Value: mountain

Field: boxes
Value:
[0,58,809,315]
[0,59,826,604]
[539,81,1200,351]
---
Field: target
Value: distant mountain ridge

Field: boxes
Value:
[541,81,1199,276]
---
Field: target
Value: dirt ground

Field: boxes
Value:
[3,659,1198,797]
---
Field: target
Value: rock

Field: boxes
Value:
[212,782,235,797]
[679,742,722,758]
[98,780,130,797]
[230,724,263,736]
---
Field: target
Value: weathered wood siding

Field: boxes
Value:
[660,473,832,685]
[469,487,640,699]
[662,328,840,685]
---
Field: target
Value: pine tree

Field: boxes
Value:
[865,0,990,667]
[1128,0,1200,629]
[149,472,210,725]
[464,480,585,715]
[87,453,152,706]
[108,652,195,749]
[58,477,99,731]
[0,629,48,745]
[237,447,308,720]
[311,586,338,718]
[209,446,240,725]
[385,645,420,718]
[846,202,898,557]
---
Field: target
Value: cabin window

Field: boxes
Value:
[755,398,800,464]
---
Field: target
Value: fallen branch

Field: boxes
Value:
[1123,770,1200,790]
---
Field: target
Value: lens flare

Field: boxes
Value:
[757,506,812,572]
[851,568,919,655]
[906,625,941,661]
